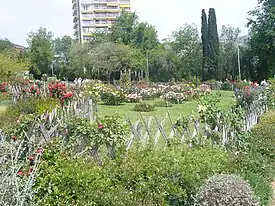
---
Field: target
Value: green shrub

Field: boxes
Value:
[133,102,155,112]
[229,152,274,206]
[250,111,275,160]
[194,174,260,206]
[16,97,59,115]
[17,97,38,114]
[34,145,229,206]
[100,84,125,105]
[221,82,233,91]
[154,100,172,108]
[0,107,20,133]
[36,97,59,114]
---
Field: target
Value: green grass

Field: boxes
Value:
[98,90,235,123]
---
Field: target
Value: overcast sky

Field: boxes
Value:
[0,0,258,46]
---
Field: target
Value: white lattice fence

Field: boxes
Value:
[125,98,267,150]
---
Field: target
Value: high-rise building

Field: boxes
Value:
[72,0,131,43]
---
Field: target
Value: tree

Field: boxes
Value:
[66,42,91,80]
[110,11,138,45]
[88,31,111,49]
[247,0,275,80]
[27,27,54,78]
[53,35,74,78]
[149,45,178,82]
[0,50,29,81]
[208,8,220,80]
[54,35,74,64]
[0,39,13,51]
[219,25,241,80]
[170,24,202,81]
[201,9,209,81]
[90,43,145,82]
[132,22,159,53]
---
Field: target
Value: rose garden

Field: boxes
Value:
[0,76,274,205]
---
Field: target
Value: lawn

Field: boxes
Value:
[98,90,235,124]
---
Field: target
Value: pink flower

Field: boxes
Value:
[17,170,24,177]
[36,147,44,154]
[98,124,104,129]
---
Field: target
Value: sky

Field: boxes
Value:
[0,0,258,46]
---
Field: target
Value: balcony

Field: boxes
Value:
[73,23,78,29]
[82,17,94,20]
[94,23,111,28]
[119,4,131,8]
[72,2,77,9]
[73,16,78,23]
[74,30,79,37]
[107,8,119,12]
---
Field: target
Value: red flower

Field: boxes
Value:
[28,168,34,175]
[11,136,17,141]
[17,170,24,177]
[28,155,35,161]
[98,124,104,129]
[36,147,44,154]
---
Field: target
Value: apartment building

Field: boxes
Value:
[72,0,131,43]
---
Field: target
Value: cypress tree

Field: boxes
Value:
[208,8,220,80]
[201,9,209,81]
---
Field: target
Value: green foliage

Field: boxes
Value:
[154,100,173,108]
[67,42,91,80]
[34,155,112,206]
[66,114,128,157]
[219,25,241,80]
[0,50,29,80]
[100,84,125,105]
[0,38,13,51]
[266,78,275,108]
[229,152,274,206]
[194,174,260,206]
[16,97,59,115]
[201,9,209,81]
[27,27,54,78]
[171,24,202,80]
[90,43,145,82]
[0,103,20,133]
[247,0,275,80]
[133,102,155,112]
[34,145,229,205]
[250,111,275,159]
[208,8,220,80]
[149,45,178,82]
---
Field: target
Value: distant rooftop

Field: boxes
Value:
[12,43,26,50]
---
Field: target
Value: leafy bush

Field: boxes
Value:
[222,82,233,91]
[34,145,229,205]
[66,114,128,158]
[194,174,260,206]
[229,152,274,206]
[250,111,275,159]
[133,102,155,112]
[100,84,125,105]
[35,98,60,114]
[154,100,172,107]
[16,97,59,115]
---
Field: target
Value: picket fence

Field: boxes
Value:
[0,83,268,157]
